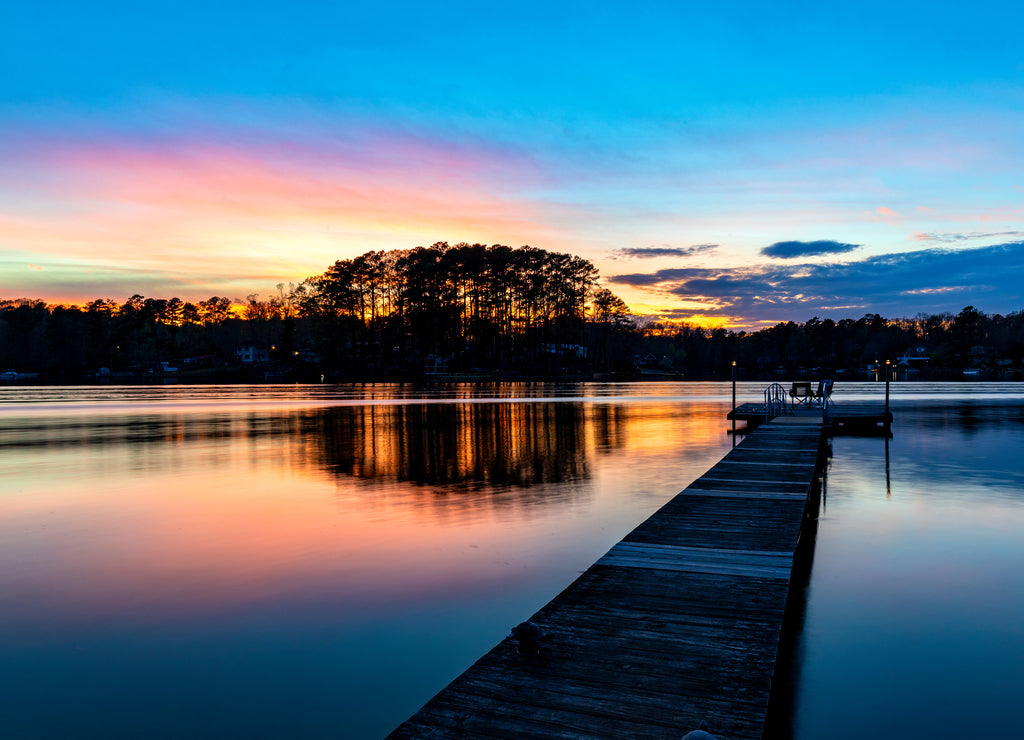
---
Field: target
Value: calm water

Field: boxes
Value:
[1,382,1023,738]
[793,394,1024,740]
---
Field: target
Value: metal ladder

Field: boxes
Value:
[763,383,792,420]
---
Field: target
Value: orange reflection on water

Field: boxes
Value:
[4,466,552,625]
[0,397,734,631]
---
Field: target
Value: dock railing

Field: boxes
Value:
[764,382,792,420]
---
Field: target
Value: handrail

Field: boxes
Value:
[763,383,792,420]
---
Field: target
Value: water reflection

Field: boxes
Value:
[764,448,828,739]
[314,402,625,490]
[794,396,1024,740]
[898,401,1024,433]
[884,404,1024,492]
[0,387,733,739]
[9,384,1022,739]
[1,401,632,495]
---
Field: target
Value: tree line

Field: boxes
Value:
[1,243,627,380]
[636,305,1024,379]
[2,242,1023,381]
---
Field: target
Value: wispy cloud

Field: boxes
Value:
[611,244,718,260]
[760,240,861,258]
[0,126,567,301]
[901,286,966,295]
[913,231,1024,243]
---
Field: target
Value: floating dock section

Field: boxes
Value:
[728,401,892,433]
[388,416,826,740]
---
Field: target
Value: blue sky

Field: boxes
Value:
[2,1,1022,327]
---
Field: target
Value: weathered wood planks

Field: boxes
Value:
[387,417,825,740]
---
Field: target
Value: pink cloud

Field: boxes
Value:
[0,129,565,300]
[863,206,902,223]
[41,134,544,232]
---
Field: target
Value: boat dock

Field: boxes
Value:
[727,401,893,433]
[387,416,827,740]
[726,379,893,434]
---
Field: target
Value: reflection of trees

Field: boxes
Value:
[313,402,628,490]
[2,400,631,492]
[916,403,1023,433]
[588,404,626,452]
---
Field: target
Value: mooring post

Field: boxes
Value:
[885,359,891,433]
[885,435,891,497]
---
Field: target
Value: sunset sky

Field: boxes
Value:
[2,1,1023,328]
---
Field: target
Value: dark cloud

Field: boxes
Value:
[760,240,860,258]
[610,267,708,287]
[612,244,718,259]
[915,231,1024,244]
[609,241,1024,325]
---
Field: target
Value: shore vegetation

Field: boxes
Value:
[3,244,1023,382]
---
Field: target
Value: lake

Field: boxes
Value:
[2,382,1023,738]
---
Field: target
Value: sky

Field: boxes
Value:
[2,1,1023,329]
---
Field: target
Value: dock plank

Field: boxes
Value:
[387,417,825,740]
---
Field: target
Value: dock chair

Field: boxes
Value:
[788,381,813,407]
[810,379,834,408]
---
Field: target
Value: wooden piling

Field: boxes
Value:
[731,361,737,438]
[884,360,891,434]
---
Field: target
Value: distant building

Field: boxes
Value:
[541,343,588,359]
[236,345,269,365]
[968,345,992,366]
[423,354,449,375]
[634,352,659,368]
[183,355,217,368]
[897,345,930,367]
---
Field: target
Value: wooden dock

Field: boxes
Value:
[727,401,892,433]
[387,417,826,740]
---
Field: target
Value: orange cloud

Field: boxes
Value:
[1,133,566,300]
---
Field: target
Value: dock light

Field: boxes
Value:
[510,621,550,656]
